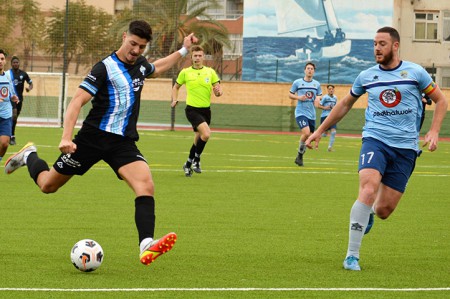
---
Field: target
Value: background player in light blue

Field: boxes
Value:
[306,27,448,271]
[289,62,322,166]
[0,49,19,163]
[318,84,338,151]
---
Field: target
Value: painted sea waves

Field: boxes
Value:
[242,37,375,84]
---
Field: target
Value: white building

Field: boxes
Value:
[393,0,450,87]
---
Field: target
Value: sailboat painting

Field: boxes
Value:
[275,0,351,60]
[242,0,393,83]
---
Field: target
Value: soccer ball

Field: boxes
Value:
[70,239,104,272]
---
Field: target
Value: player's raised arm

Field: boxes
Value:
[151,33,198,77]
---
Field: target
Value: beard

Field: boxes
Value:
[375,49,394,67]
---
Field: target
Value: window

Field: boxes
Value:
[223,34,243,59]
[414,12,438,41]
[115,0,130,13]
[444,11,450,41]
[442,77,450,88]
[442,67,450,88]
[187,0,242,20]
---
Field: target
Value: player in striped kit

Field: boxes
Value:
[5,20,198,267]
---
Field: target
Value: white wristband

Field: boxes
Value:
[178,47,188,57]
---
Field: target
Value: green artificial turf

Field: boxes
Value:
[0,127,448,298]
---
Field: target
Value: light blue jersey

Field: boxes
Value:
[351,61,435,151]
[0,72,16,119]
[320,94,337,117]
[290,78,322,120]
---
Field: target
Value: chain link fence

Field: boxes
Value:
[3,1,449,136]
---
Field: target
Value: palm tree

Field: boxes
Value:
[113,0,231,76]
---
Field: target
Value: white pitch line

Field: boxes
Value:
[0,287,449,292]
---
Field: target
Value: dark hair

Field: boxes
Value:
[305,62,316,70]
[377,26,400,43]
[128,20,152,42]
[0,49,7,57]
[327,84,335,88]
[191,45,204,52]
[11,56,19,62]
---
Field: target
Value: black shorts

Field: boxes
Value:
[10,98,23,112]
[185,105,211,132]
[53,125,147,179]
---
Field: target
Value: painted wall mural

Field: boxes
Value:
[242,0,393,83]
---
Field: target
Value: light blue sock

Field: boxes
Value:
[329,131,336,148]
[346,200,371,259]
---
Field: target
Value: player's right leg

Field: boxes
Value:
[35,167,73,194]
[5,142,37,174]
[5,142,73,193]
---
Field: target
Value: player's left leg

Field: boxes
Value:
[119,160,177,265]
[10,108,18,145]
[192,122,211,173]
[328,128,336,151]
[373,184,404,219]
[295,120,313,166]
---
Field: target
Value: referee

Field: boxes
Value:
[172,45,223,177]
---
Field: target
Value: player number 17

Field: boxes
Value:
[360,151,374,165]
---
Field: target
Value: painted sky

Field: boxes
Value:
[244,0,393,39]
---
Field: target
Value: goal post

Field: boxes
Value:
[18,72,67,128]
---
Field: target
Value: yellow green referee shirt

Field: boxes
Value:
[176,66,220,108]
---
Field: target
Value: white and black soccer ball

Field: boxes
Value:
[70,239,104,272]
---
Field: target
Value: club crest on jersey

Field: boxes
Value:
[1,86,9,98]
[400,71,408,78]
[379,88,401,108]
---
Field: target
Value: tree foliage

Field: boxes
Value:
[16,0,46,70]
[0,0,45,69]
[113,0,231,76]
[43,0,114,74]
[11,0,230,76]
[0,0,16,55]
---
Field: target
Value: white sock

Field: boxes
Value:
[139,237,153,253]
[24,151,32,163]
[346,200,371,259]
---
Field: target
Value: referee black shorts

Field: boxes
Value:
[53,125,147,179]
[185,105,211,132]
